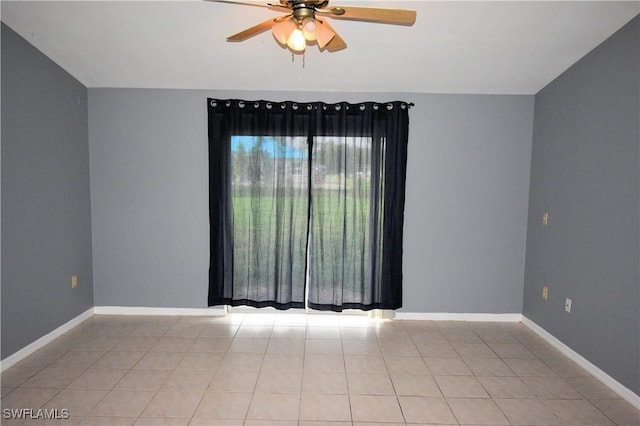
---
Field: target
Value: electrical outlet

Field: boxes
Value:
[71,275,78,289]
[565,298,572,313]
[542,286,548,300]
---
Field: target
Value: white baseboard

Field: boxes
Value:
[395,312,523,322]
[1,307,95,372]
[522,316,640,407]
[93,306,227,316]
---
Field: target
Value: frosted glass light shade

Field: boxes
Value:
[287,28,306,52]
[302,17,317,41]
[272,19,297,45]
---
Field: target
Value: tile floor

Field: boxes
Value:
[1,313,638,425]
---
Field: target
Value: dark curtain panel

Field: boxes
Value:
[208,100,311,309]
[208,99,409,311]
[307,102,409,311]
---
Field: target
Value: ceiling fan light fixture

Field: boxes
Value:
[272,18,296,44]
[221,0,417,54]
[287,27,306,52]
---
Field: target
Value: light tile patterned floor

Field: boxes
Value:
[1,313,639,425]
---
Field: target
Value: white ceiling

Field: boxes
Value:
[2,1,638,94]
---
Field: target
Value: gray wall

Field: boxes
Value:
[1,23,93,358]
[89,89,534,313]
[523,16,639,394]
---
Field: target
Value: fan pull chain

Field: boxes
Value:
[290,52,306,68]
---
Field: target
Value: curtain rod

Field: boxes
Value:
[209,99,415,107]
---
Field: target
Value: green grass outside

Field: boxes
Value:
[231,189,375,299]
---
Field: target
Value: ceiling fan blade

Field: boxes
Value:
[317,6,416,25]
[227,16,288,42]
[318,20,346,52]
[205,0,289,12]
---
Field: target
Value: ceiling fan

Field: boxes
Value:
[209,0,417,53]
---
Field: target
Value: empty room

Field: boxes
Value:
[1,1,639,424]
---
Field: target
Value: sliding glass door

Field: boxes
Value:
[308,135,376,310]
[230,136,309,309]
[208,100,409,312]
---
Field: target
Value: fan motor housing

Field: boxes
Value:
[292,5,315,21]
[280,0,328,6]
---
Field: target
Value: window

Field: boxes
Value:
[208,100,410,311]
[308,135,377,310]
[230,135,309,309]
